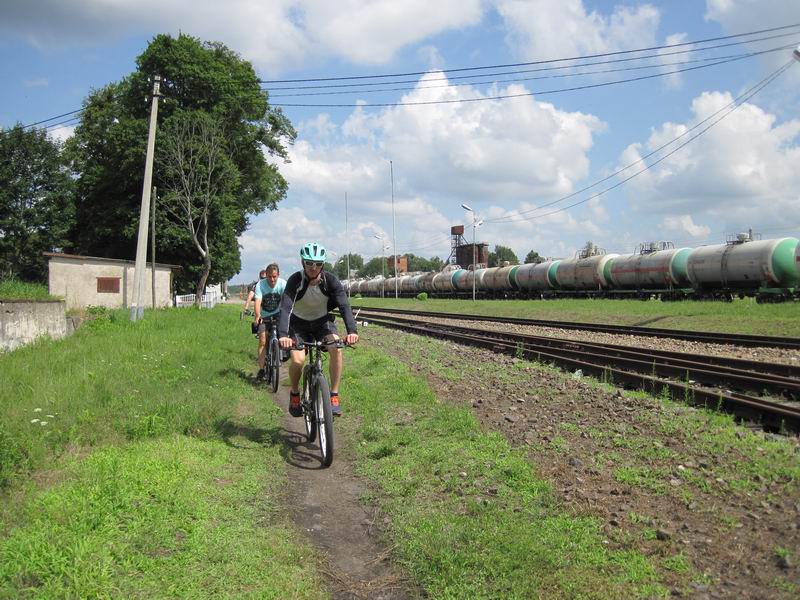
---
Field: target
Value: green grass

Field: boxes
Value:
[340,348,667,598]
[0,279,57,302]
[351,297,800,337]
[0,306,325,598]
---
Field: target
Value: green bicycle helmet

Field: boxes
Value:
[300,241,327,262]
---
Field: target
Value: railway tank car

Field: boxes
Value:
[483,265,520,295]
[555,247,619,292]
[607,242,692,297]
[515,260,561,295]
[686,234,800,300]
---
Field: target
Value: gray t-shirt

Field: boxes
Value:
[291,283,328,321]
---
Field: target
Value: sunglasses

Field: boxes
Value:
[303,260,324,268]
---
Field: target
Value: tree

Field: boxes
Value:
[406,254,444,272]
[0,125,74,281]
[333,253,363,279]
[581,240,596,257]
[358,256,386,278]
[487,245,519,267]
[157,111,237,303]
[524,250,544,264]
[66,33,296,291]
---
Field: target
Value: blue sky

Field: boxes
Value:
[2,0,800,284]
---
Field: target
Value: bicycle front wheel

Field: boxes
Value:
[314,376,334,467]
[269,337,280,393]
[302,369,317,443]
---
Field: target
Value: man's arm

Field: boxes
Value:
[278,273,300,338]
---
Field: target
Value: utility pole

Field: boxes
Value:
[131,75,161,321]
[150,186,157,309]
[345,191,350,298]
[390,160,398,298]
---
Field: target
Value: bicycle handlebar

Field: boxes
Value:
[295,339,348,350]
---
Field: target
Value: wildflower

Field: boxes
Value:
[40,421,48,426]
[46,415,55,418]
[31,418,40,423]
[33,408,42,413]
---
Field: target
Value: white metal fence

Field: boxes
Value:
[174,292,218,309]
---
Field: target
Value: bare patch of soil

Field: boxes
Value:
[272,385,415,600]
[365,326,800,600]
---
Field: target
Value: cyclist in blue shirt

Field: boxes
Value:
[254,263,286,381]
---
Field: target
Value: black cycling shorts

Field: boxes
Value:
[289,314,338,347]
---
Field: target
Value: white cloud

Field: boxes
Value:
[48,125,75,143]
[618,90,800,226]
[494,0,661,61]
[23,78,48,88]
[663,214,711,238]
[272,71,607,265]
[2,0,484,72]
[704,0,800,90]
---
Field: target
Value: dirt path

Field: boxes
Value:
[271,385,413,600]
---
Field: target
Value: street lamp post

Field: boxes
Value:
[461,204,483,302]
[389,160,398,298]
[374,234,388,298]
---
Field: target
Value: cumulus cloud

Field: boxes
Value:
[704,0,800,90]
[494,0,661,61]
[618,90,800,227]
[273,71,607,263]
[663,214,711,238]
[2,0,483,72]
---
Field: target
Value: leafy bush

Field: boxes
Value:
[0,279,56,301]
[416,292,428,301]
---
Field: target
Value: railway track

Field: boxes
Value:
[351,306,800,350]
[352,309,800,434]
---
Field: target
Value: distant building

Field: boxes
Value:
[45,253,179,310]
[456,243,489,270]
[387,255,408,273]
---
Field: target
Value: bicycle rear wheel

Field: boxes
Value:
[314,376,334,467]
[302,368,317,443]
[269,337,280,393]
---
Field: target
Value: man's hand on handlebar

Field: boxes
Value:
[345,333,359,346]
[279,336,294,349]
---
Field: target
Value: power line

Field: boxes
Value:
[268,51,771,108]
[260,23,800,84]
[484,60,794,225]
[264,31,800,92]
[267,43,794,98]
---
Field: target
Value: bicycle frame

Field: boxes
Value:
[298,339,342,467]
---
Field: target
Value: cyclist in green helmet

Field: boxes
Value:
[278,242,359,416]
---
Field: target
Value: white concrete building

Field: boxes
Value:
[46,253,179,310]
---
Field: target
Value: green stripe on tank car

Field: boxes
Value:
[450,269,464,288]
[547,261,561,288]
[509,265,520,289]
[671,248,691,287]
[602,258,614,285]
[771,238,800,287]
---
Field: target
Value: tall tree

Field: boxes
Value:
[358,256,387,278]
[524,250,544,264]
[488,245,519,267]
[0,125,74,282]
[66,33,296,291]
[333,253,363,279]
[157,111,237,303]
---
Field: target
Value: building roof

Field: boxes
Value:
[44,252,181,270]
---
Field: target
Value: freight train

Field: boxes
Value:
[345,234,800,302]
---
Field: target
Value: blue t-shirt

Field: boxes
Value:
[254,278,286,317]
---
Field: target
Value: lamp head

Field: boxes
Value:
[461,203,473,212]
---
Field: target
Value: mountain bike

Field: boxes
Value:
[298,339,344,468]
